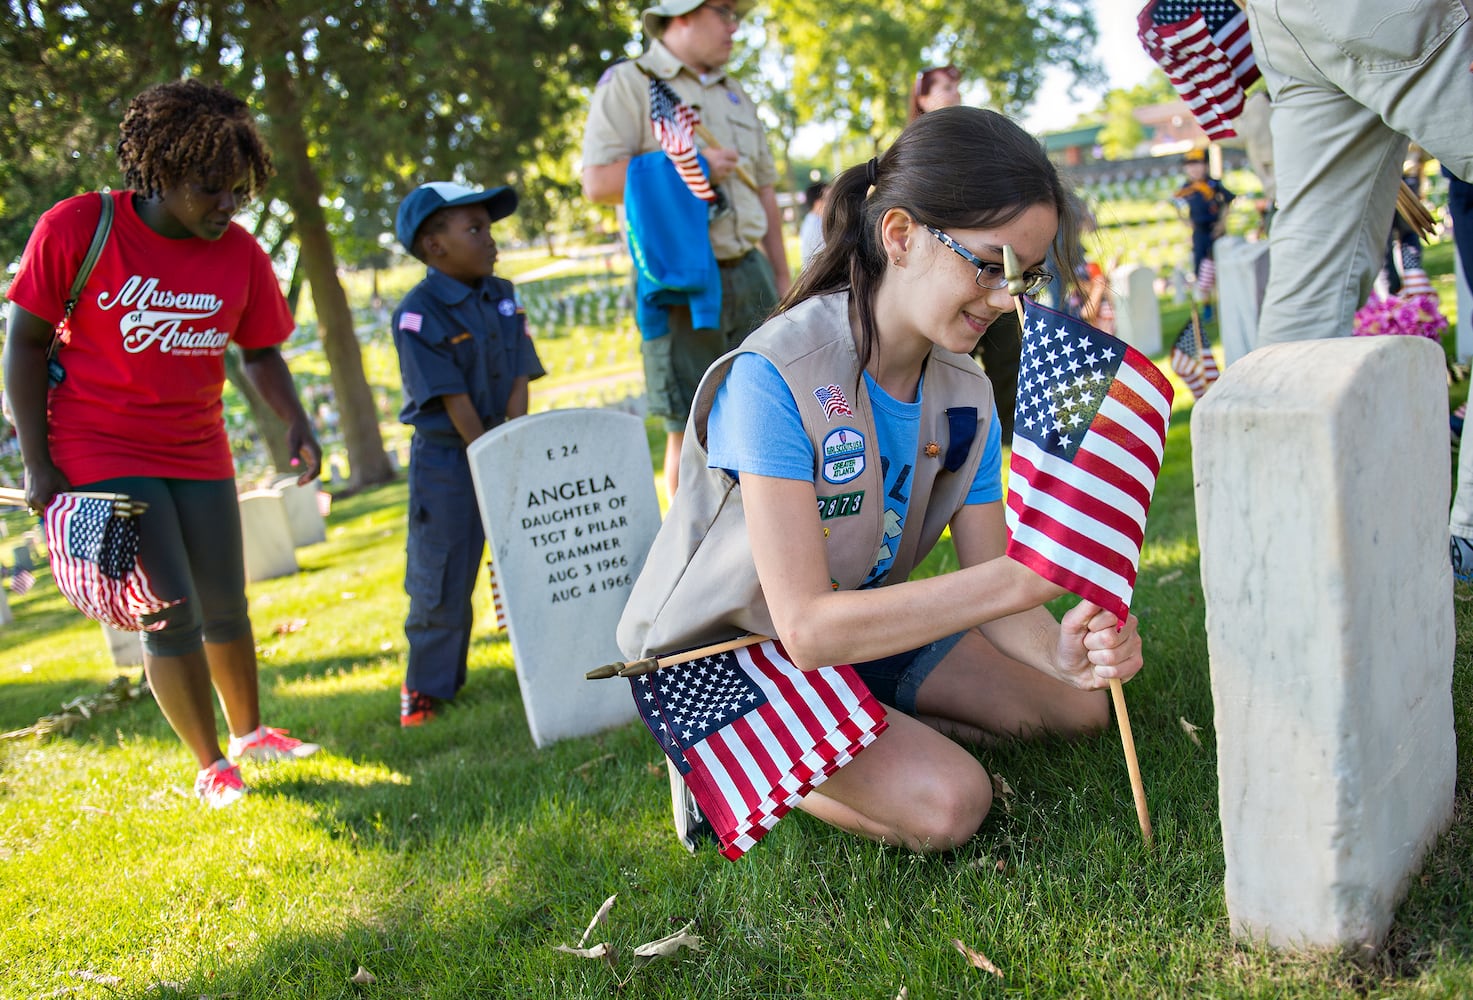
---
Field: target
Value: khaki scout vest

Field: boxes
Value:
[617,292,996,659]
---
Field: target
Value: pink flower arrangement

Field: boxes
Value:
[1352,290,1448,340]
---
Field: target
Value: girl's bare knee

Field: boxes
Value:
[903,768,993,852]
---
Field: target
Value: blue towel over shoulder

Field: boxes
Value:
[624,151,722,339]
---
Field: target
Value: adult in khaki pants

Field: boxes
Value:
[1247,0,1473,348]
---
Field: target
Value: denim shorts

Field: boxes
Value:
[851,630,967,715]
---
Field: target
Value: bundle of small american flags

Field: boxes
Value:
[630,639,887,860]
[43,492,179,631]
[1137,0,1260,140]
[649,78,717,204]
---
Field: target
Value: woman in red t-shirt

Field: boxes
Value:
[2,80,324,808]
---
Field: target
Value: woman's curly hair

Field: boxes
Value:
[117,79,274,200]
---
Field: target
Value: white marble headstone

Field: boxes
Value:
[237,489,299,583]
[469,409,660,747]
[1192,336,1455,950]
[0,583,11,626]
[270,475,328,547]
[1110,263,1162,357]
[1214,236,1270,369]
[101,622,144,667]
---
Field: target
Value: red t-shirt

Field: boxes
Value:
[6,190,294,482]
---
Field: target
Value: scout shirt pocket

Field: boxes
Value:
[725,115,760,171]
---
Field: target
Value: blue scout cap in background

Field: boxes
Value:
[395,182,517,249]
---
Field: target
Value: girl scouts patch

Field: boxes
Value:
[821,427,865,484]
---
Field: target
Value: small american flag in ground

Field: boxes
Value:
[1196,256,1217,298]
[649,78,717,203]
[1138,0,1260,140]
[630,639,887,860]
[1169,321,1220,400]
[10,567,34,596]
[1007,302,1175,623]
[43,493,180,632]
[316,489,332,518]
[813,384,854,419]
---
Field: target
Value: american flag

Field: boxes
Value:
[399,312,423,333]
[630,639,887,860]
[315,489,332,518]
[649,78,717,204]
[1196,256,1217,298]
[812,384,854,420]
[486,559,507,631]
[1169,320,1220,400]
[1007,302,1175,623]
[10,567,34,596]
[43,493,180,632]
[1137,0,1260,140]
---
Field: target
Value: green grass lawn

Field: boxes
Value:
[2,234,1471,997]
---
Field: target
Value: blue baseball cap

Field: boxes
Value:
[395,182,518,250]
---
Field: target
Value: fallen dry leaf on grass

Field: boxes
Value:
[895,987,909,999]
[579,894,618,947]
[633,920,704,960]
[553,943,614,960]
[952,939,1003,978]
[349,966,376,985]
[1179,716,1203,747]
[66,971,121,986]
[273,618,308,635]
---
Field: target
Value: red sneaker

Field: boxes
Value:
[400,685,435,727]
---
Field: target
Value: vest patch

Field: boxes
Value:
[816,490,864,520]
[821,427,865,484]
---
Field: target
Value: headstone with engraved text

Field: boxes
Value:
[469,409,659,746]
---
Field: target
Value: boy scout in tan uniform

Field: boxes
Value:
[582,0,790,498]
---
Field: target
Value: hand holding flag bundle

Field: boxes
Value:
[42,492,180,632]
[625,637,886,860]
[1137,0,1260,140]
[649,78,720,205]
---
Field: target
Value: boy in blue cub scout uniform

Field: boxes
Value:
[391,181,545,726]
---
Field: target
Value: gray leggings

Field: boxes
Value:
[80,476,251,657]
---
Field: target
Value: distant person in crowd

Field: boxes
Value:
[581,0,790,498]
[618,107,1142,853]
[799,179,828,268]
[1244,0,1471,348]
[907,64,961,121]
[907,61,1023,440]
[2,79,323,808]
[390,182,545,727]
[1172,147,1234,317]
[1380,148,1428,296]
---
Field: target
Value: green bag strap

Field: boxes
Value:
[49,191,114,364]
[63,192,115,318]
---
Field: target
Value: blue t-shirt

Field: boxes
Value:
[707,352,1002,587]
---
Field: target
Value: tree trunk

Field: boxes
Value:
[253,39,392,491]
[224,346,292,473]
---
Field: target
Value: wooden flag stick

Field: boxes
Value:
[1003,243,1153,847]
[1110,679,1154,846]
[585,633,771,680]
[691,122,758,192]
[0,486,27,508]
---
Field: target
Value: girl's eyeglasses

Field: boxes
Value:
[924,225,1051,296]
